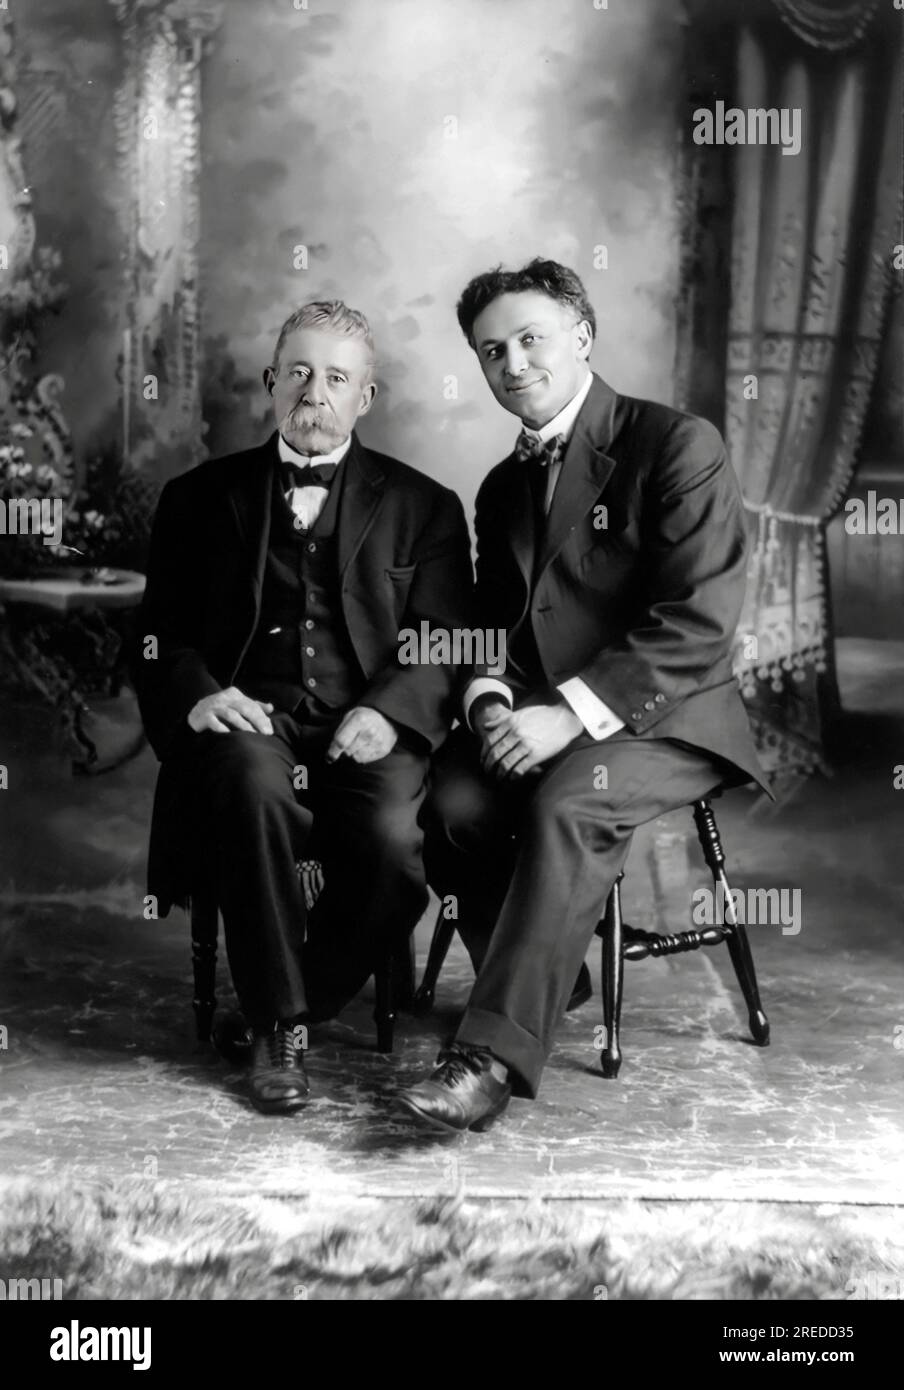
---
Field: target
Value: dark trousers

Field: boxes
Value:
[423,726,726,1097]
[186,708,428,1030]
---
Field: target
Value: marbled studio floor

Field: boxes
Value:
[0,639,902,1293]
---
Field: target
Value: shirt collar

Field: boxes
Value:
[521,370,593,445]
[278,432,353,470]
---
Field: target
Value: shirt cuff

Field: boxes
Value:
[463,678,514,731]
[557,677,625,740]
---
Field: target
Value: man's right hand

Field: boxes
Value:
[187,687,275,735]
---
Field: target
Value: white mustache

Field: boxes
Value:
[288,405,331,430]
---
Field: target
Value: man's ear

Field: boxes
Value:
[357,380,378,417]
[574,319,593,362]
[263,366,276,396]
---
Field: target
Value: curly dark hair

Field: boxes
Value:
[456,257,596,347]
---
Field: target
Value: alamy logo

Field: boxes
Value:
[0,495,64,546]
[693,102,801,157]
[844,491,904,535]
[845,1270,904,1301]
[50,1321,151,1371]
[0,1276,63,1300]
[692,883,801,936]
[397,623,506,673]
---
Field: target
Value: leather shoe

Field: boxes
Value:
[212,1010,254,1066]
[396,1045,511,1133]
[566,961,592,1012]
[248,1026,310,1115]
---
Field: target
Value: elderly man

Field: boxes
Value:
[134,300,472,1114]
[398,259,768,1133]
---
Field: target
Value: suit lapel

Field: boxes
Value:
[537,374,619,574]
[505,456,536,591]
[337,433,387,576]
[226,434,276,602]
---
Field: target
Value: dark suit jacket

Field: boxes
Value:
[133,430,474,912]
[472,373,768,794]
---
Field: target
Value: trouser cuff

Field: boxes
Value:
[455,1006,545,1099]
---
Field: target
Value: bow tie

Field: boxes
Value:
[514,432,566,468]
[284,461,339,488]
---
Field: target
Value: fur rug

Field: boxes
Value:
[1,1181,901,1300]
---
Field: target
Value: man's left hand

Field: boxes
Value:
[481,702,583,778]
[327,706,398,764]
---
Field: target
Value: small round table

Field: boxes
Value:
[0,567,146,771]
[0,567,145,614]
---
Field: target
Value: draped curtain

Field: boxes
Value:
[727,2,901,780]
[109,0,222,481]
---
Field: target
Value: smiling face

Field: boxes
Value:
[263,326,376,456]
[471,290,593,429]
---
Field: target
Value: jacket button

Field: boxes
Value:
[631,711,642,721]
[655,693,666,704]
[305,620,314,630]
[307,677,316,688]
[307,542,317,553]
[305,646,315,657]
[644,700,655,711]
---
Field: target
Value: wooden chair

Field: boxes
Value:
[413,795,770,1077]
[190,858,415,1057]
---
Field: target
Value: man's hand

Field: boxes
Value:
[470,696,511,737]
[481,702,583,778]
[326,706,398,764]
[187,687,275,735]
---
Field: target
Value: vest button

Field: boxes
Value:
[305,620,314,630]
[307,543,317,553]
[305,646,315,657]
[307,678,317,688]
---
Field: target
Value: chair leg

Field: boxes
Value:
[600,872,625,1078]
[190,894,219,1043]
[720,874,770,1046]
[692,799,770,1047]
[373,952,395,1054]
[412,903,457,1016]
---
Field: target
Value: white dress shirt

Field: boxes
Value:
[278,432,352,531]
[523,369,593,515]
[464,371,626,742]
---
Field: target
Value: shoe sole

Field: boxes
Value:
[395,1094,509,1134]
[249,1092,310,1115]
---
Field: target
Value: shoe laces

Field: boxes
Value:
[433,1046,488,1087]
[266,1027,300,1069]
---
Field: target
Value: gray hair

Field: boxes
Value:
[271,300,376,379]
